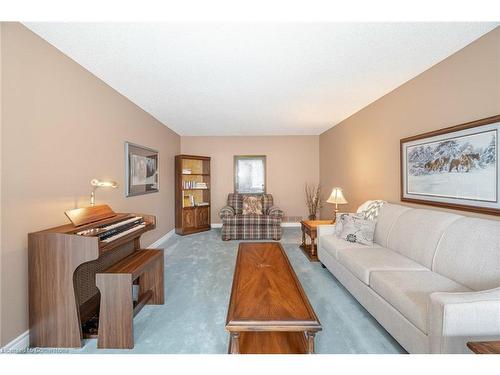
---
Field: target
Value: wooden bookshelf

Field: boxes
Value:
[175,155,211,235]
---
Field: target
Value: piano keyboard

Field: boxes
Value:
[77,216,143,236]
[100,216,143,231]
[101,223,147,243]
[76,215,147,244]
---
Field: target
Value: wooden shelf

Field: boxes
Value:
[231,332,308,354]
[175,154,211,236]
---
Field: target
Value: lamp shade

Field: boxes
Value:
[326,187,347,205]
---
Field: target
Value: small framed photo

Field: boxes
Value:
[125,142,159,197]
[401,115,500,215]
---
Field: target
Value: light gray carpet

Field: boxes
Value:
[43,228,405,354]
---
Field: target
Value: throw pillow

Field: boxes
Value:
[338,215,376,246]
[361,200,386,221]
[242,196,263,215]
[335,212,364,236]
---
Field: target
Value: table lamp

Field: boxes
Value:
[90,179,118,206]
[326,187,347,223]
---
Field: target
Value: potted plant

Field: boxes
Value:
[305,183,322,220]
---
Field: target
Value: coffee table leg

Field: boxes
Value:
[301,229,306,248]
[230,332,240,354]
[306,331,316,354]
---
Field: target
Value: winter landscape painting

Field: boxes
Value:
[401,116,500,214]
[406,130,497,201]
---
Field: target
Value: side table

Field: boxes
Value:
[300,220,333,262]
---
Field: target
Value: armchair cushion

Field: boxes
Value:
[221,214,282,240]
[223,214,281,226]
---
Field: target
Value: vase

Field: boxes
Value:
[308,214,317,220]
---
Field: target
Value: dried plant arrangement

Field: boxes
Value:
[305,183,322,220]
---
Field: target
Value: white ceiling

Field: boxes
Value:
[25,22,498,136]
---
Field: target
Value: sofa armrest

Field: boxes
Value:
[317,224,336,258]
[219,206,235,219]
[268,206,284,219]
[428,287,500,353]
[317,224,336,237]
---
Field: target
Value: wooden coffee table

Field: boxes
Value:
[300,220,333,262]
[467,341,500,354]
[225,242,322,354]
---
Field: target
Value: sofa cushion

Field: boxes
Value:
[386,209,462,269]
[320,235,379,260]
[337,247,427,285]
[433,217,500,291]
[370,271,471,333]
[373,203,411,247]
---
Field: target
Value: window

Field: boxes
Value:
[234,155,266,194]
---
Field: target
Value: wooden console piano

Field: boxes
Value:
[28,204,164,349]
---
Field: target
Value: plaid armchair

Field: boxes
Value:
[219,193,284,240]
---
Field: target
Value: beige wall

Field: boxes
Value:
[320,27,500,219]
[181,136,319,223]
[0,23,180,345]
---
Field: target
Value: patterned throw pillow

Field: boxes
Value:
[242,196,263,215]
[335,213,364,236]
[361,200,386,221]
[337,215,376,246]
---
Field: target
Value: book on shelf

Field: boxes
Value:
[183,194,196,208]
[182,181,208,189]
[196,202,209,206]
[182,168,192,174]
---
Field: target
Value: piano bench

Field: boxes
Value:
[96,249,164,349]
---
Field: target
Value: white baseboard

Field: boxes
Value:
[281,222,301,227]
[1,330,29,353]
[211,222,300,228]
[148,229,175,248]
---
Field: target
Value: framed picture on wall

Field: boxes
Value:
[125,142,159,197]
[401,115,500,215]
[234,155,267,194]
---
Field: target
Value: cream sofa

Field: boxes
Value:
[317,202,500,354]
